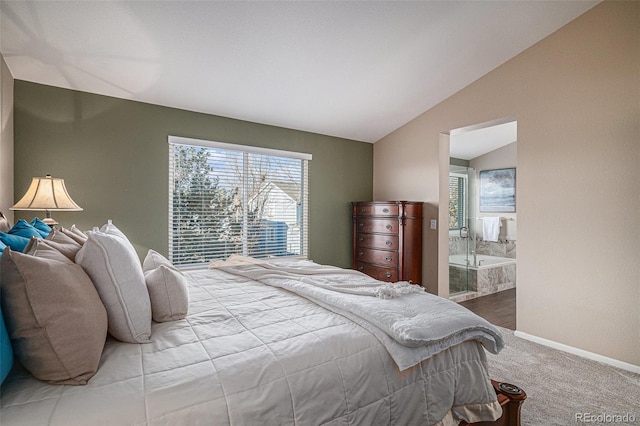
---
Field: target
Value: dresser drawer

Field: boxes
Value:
[354,248,398,267]
[355,218,399,234]
[355,233,398,250]
[354,262,398,282]
[355,204,399,217]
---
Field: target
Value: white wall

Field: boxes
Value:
[0,54,14,222]
[373,2,639,366]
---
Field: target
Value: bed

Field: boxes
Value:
[0,222,515,426]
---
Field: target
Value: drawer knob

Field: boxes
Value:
[385,240,392,246]
[386,224,392,230]
[385,257,392,262]
[358,237,364,241]
[383,208,389,213]
[361,208,367,213]
[358,251,364,256]
[358,266,364,271]
[385,272,392,278]
[359,223,364,227]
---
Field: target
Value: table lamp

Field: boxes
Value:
[11,175,83,226]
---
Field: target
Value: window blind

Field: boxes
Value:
[168,137,310,267]
[449,175,465,230]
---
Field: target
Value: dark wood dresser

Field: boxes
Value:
[352,201,423,284]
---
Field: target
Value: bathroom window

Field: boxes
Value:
[449,174,466,230]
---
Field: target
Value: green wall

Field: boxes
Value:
[13,81,373,268]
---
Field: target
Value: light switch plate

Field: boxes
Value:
[430,219,437,230]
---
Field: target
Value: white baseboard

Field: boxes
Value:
[514,330,640,375]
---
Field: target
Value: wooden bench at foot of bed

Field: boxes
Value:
[461,380,527,426]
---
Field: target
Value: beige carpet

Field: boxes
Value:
[486,328,640,425]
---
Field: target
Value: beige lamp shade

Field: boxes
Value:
[11,175,83,225]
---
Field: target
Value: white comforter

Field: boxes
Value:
[0,264,502,425]
[217,260,504,371]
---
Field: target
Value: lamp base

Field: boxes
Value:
[42,217,59,226]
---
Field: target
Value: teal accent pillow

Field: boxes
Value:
[8,220,42,239]
[29,218,52,238]
[0,233,30,252]
[0,240,6,257]
[0,305,14,384]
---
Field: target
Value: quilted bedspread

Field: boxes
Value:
[0,265,503,425]
[217,260,504,371]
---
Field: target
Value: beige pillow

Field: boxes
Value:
[41,229,83,260]
[144,265,189,322]
[23,237,76,262]
[60,227,87,245]
[67,224,88,243]
[76,229,151,343]
[0,246,107,385]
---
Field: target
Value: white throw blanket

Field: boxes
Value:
[217,259,504,370]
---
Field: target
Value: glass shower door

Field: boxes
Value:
[449,166,476,295]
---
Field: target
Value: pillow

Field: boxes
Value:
[99,220,131,244]
[0,246,107,385]
[70,224,88,242]
[0,233,30,252]
[76,230,151,343]
[0,212,10,233]
[60,227,87,245]
[0,305,13,384]
[0,240,6,258]
[44,229,83,260]
[143,249,175,271]
[100,219,139,258]
[24,237,80,262]
[144,265,189,322]
[8,219,42,239]
[24,238,63,261]
[29,217,51,238]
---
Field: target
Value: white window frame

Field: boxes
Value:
[168,136,311,268]
[449,172,468,231]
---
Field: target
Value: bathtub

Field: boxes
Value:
[449,253,515,269]
[449,254,516,297]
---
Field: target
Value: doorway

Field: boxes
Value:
[447,118,518,306]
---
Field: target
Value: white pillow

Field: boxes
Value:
[144,265,189,322]
[143,249,175,271]
[76,229,151,343]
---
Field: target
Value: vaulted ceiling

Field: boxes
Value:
[0,1,598,143]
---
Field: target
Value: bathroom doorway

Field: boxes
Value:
[447,118,518,304]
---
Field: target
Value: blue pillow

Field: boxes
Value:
[0,240,6,257]
[0,233,30,252]
[0,305,14,384]
[8,219,42,239]
[29,217,52,238]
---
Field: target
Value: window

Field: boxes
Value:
[449,173,466,230]
[168,136,310,267]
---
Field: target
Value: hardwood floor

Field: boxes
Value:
[458,288,516,330]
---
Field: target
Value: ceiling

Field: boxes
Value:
[450,120,517,161]
[0,1,598,143]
